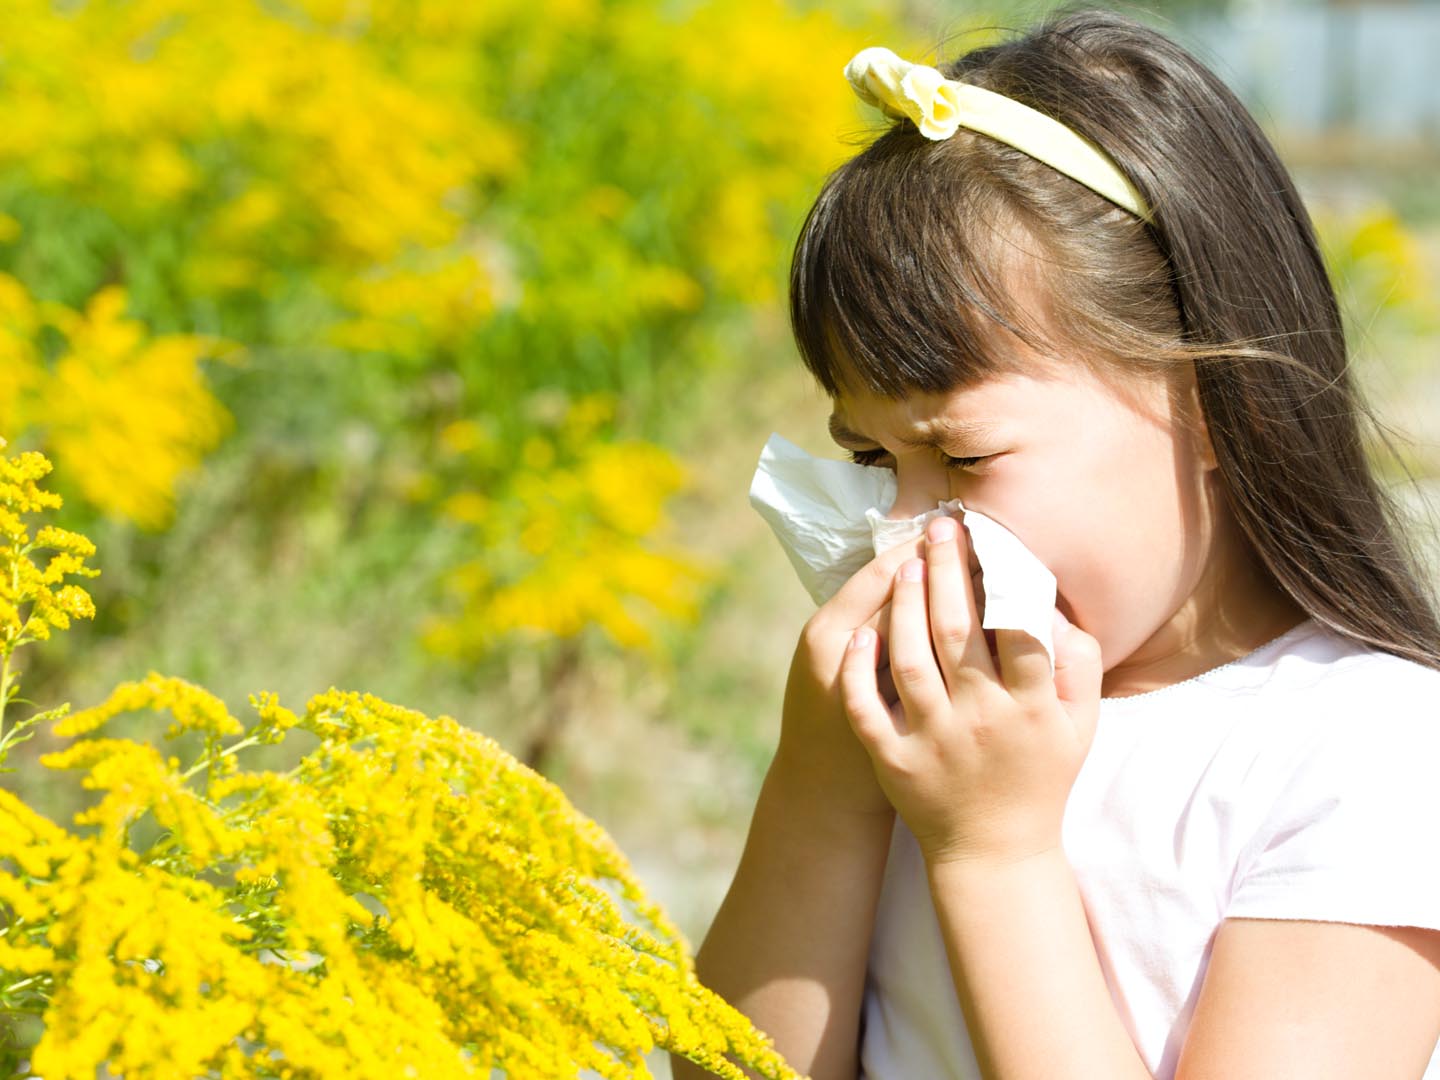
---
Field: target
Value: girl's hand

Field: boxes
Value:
[839,514,1104,866]
[775,538,921,821]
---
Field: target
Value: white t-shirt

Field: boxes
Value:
[859,617,1440,1079]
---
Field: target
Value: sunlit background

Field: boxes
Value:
[0,0,1436,1072]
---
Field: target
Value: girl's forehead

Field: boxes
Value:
[827,406,1006,449]
[832,369,1062,424]
[830,362,1173,436]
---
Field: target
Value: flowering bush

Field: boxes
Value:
[0,442,800,1078]
[0,0,895,744]
[0,277,235,530]
[419,393,714,659]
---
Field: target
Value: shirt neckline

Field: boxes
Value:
[1098,616,1320,709]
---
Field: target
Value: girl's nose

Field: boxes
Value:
[882,461,952,521]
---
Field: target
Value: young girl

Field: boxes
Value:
[671,6,1440,1080]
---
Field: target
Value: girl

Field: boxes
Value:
[671,6,1440,1080]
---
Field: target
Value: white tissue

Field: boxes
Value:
[747,433,895,605]
[748,432,1058,669]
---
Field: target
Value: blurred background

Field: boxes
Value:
[0,0,1435,1073]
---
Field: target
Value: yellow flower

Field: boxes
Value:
[0,447,99,659]
[54,672,243,741]
[424,413,714,657]
[0,280,236,530]
[440,490,490,526]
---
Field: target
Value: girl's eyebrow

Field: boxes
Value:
[827,414,1001,449]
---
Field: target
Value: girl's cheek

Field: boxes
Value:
[1050,571,1086,634]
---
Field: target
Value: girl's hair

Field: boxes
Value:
[789,4,1440,670]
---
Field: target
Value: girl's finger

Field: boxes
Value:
[877,656,900,709]
[840,627,904,742]
[922,514,995,688]
[815,537,924,638]
[992,627,1054,704]
[887,558,949,719]
[1051,609,1104,715]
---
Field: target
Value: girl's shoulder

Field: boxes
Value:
[1098,616,1439,758]
[1103,616,1440,718]
[1221,617,1440,775]
[1215,620,1440,931]
[1078,617,1439,928]
[1272,611,1438,664]
[1253,616,1440,715]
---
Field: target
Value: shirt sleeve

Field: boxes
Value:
[1224,696,1440,931]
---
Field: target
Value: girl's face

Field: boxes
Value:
[829,353,1300,696]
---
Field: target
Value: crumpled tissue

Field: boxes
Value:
[748,432,1058,669]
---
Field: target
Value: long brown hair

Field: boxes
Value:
[789,4,1440,670]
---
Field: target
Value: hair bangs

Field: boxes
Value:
[789,133,1050,401]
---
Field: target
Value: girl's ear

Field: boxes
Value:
[1179,366,1219,472]
[1192,394,1215,472]
[1194,388,1219,472]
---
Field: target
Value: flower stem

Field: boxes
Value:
[0,649,10,746]
[0,551,25,743]
[180,734,263,782]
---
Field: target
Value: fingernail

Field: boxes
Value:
[851,628,873,649]
[899,559,924,582]
[928,516,956,542]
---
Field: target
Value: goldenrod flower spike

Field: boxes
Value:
[842,45,1154,223]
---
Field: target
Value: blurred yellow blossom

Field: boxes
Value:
[437,419,491,458]
[0,0,517,263]
[1315,202,1439,330]
[424,397,714,659]
[0,277,237,529]
[440,491,491,526]
[328,251,497,359]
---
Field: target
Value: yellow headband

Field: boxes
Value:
[843,46,1153,224]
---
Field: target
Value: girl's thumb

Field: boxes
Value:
[1051,608,1103,717]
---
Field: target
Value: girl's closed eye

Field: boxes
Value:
[845,447,988,471]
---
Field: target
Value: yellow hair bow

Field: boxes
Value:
[843,46,1153,223]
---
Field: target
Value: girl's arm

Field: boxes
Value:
[669,756,894,1080]
[925,849,1152,1080]
[670,541,921,1080]
[918,828,1440,1080]
[1175,917,1440,1078]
